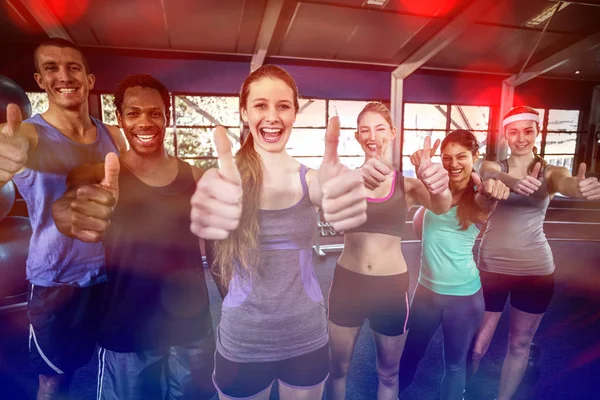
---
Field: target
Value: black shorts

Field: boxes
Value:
[213,344,329,398]
[328,264,409,336]
[28,283,106,376]
[479,270,555,314]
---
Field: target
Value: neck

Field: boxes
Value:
[42,102,92,136]
[449,177,469,196]
[254,145,291,169]
[122,149,172,173]
[508,152,535,169]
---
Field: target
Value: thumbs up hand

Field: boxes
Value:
[190,126,243,240]
[0,104,28,184]
[318,116,367,232]
[513,162,542,196]
[361,156,391,191]
[576,163,600,200]
[472,172,510,201]
[70,153,120,243]
[415,136,448,195]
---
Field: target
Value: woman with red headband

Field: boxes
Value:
[468,106,600,399]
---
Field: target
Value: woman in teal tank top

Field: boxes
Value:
[398,130,510,400]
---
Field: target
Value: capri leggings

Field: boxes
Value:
[398,284,484,400]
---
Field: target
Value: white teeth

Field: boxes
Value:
[58,88,76,94]
[136,134,154,143]
[261,128,281,133]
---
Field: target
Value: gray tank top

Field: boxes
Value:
[479,160,554,276]
[216,164,328,362]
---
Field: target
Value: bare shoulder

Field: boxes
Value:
[190,165,205,182]
[106,125,127,154]
[480,160,501,172]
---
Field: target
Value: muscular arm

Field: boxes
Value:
[405,177,452,215]
[547,166,579,197]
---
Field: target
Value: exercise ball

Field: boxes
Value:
[0,216,32,298]
[0,74,32,122]
[0,181,16,221]
[412,206,426,240]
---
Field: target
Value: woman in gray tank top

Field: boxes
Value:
[468,106,600,400]
[189,65,369,400]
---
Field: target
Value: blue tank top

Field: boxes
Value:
[12,114,119,287]
[217,164,328,362]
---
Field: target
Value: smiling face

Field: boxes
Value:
[504,120,539,156]
[441,142,478,184]
[355,111,396,160]
[241,77,297,154]
[34,45,94,110]
[117,86,167,157]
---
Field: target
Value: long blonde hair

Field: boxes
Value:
[213,65,300,289]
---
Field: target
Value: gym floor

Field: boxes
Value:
[1,240,599,400]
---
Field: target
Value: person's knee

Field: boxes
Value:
[377,365,399,388]
[329,357,351,379]
[38,374,71,395]
[508,336,531,358]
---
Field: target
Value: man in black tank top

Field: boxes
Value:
[52,74,215,399]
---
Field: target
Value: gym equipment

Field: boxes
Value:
[0,74,32,122]
[0,216,32,299]
[0,180,16,221]
[412,205,426,240]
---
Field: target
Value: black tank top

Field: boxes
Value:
[346,171,407,237]
[99,159,211,352]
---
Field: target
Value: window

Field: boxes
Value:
[543,109,580,172]
[401,104,491,178]
[26,92,49,115]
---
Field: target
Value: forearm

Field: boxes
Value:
[428,188,452,215]
[202,239,228,299]
[482,169,520,189]
[555,176,580,198]
[475,193,497,215]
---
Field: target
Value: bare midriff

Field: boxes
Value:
[337,232,407,276]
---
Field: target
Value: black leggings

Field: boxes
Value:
[398,284,484,400]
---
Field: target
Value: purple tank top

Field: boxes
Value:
[12,114,119,287]
[216,164,328,362]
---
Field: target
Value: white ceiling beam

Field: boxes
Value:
[251,0,285,72]
[11,0,73,40]
[506,30,600,86]
[392,0,499,79]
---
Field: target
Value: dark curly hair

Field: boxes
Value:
[114,74,171,122]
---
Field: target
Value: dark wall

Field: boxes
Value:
[0,44,597,111]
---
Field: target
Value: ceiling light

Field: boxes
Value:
[575,70,580,74]
[525,2,570,27]
[364,0,388,7]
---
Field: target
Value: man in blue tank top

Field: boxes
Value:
[52,74,216,399]
[0,38,126,399]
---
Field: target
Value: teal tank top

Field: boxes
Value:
[419,207,481,296]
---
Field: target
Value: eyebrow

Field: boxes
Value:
[251,98,293,103]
